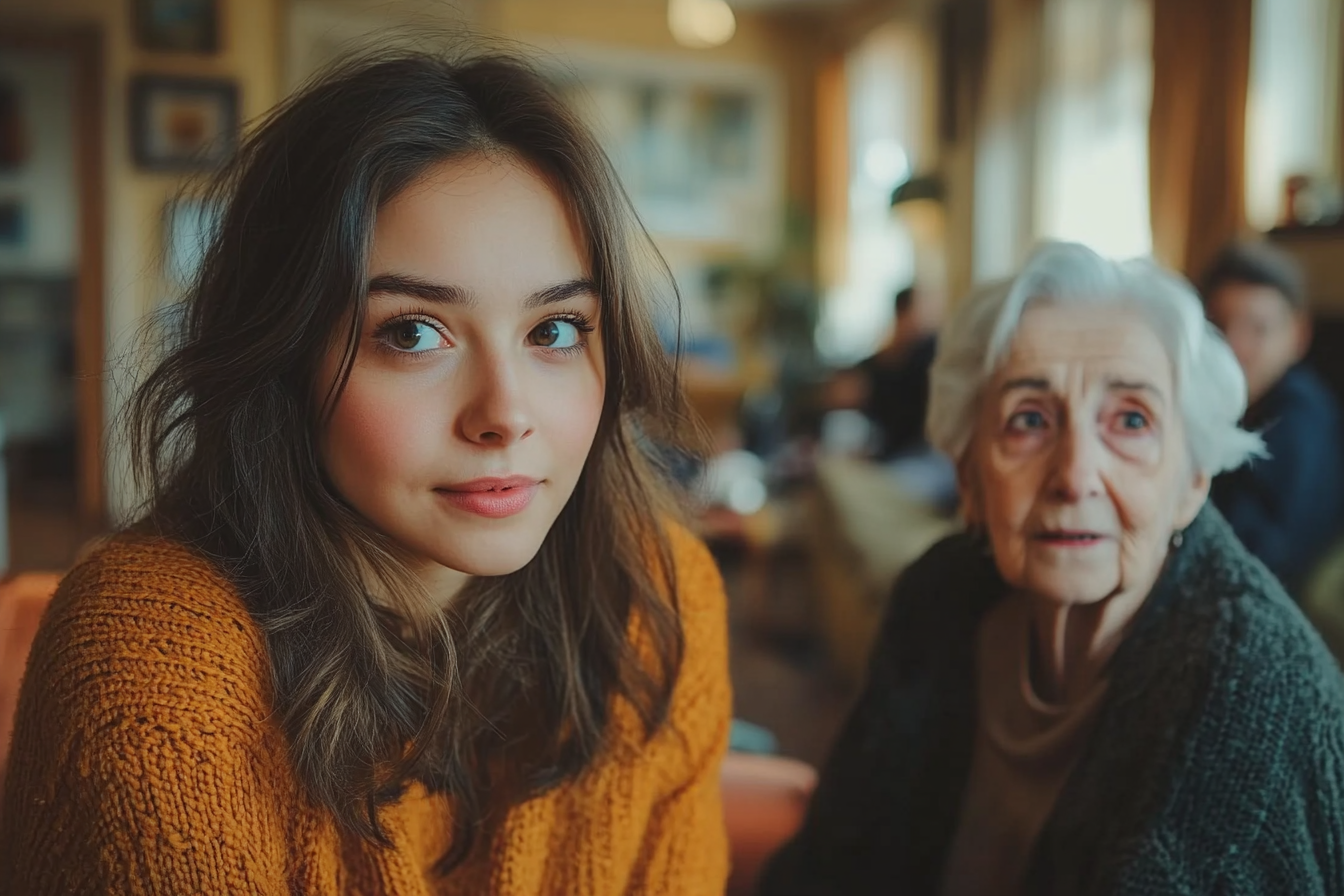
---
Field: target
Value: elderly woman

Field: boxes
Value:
[759,243,1344,895]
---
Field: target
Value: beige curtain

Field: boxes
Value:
[1149,0,1254,278]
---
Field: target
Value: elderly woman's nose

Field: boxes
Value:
[1048,423,1104,500]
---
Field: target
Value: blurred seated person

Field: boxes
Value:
[1201,240,1344,595]
[828,286,937,459]
[759,243,1344,895]
[827,286,955,507]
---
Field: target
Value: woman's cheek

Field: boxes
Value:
[326,371,447,480]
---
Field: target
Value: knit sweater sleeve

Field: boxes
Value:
[1113,602,1344,896]
[624,525,732,895]
[1203,659,1344,895]
[0,540,298,895]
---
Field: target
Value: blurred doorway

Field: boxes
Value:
[0,25,105,573]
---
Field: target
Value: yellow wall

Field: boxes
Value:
[290,0,825,256]
[2,0,284,516]
[3,0,835,510]
[490,0,777,58]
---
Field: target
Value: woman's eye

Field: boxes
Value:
[1118,410,1150,431]
[383,320,445,353]
[531,319,582,349]
[1007,410,1047,432]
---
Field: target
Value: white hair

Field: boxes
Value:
[927,241,1264,477]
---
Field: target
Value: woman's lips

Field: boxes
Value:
[1034,530,1107,546]
[435,477,540,519]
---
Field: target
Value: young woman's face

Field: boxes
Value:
[319,155,605,595]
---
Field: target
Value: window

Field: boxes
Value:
[816,24,931,364]
[973,0,1153,278]
[1244,0,1343,230]
[1034,0,1153,258]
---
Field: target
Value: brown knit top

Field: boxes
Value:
[0,526,731,895]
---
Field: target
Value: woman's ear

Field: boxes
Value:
[1174,467,1211,530]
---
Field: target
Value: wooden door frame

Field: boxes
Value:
[0,23,106,527]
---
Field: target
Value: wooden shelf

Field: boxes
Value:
[1266,228,1344,315]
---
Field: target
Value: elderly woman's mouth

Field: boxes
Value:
[1034,531,1108,545]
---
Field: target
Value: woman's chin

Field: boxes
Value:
[1023,575,1119,608]
[426,540,547,579]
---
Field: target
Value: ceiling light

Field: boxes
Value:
[668,0,737,49]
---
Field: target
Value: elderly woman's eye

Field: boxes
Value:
[1007,410,1048,432]
[1119,410,1150,430]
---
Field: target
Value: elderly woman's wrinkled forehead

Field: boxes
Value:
[926,243,1263,479]
[995,299,1174,380]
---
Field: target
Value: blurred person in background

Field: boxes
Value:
[760,242,1344,896]
[826,285,956,507]
[828,285,938,460]
[1201,240,1344,596]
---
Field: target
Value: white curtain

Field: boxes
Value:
[973,0,1153,278]
[816,24,930,364]
[1244,0,1343,230]
[1034,0,1153,259]
[973,0,1044,280]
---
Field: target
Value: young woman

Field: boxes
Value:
[0,49,731,895]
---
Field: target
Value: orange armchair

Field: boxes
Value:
[0,571,62,797]
[721,751,817,896]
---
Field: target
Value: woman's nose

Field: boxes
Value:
[457,355,535,446]
[1048,423,1104,501]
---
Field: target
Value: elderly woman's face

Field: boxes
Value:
[966,303,1209,607]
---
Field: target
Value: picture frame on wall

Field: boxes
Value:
[536,40,784,262]
[129,75,238,172]
[133,0,220,55]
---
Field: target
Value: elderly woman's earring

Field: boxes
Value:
[1170,529,1184,550]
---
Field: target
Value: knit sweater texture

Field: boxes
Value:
[0,525,731,895]
[760,505,1344,895]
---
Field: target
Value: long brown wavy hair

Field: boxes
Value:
[129,46,700,868]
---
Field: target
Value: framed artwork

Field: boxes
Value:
[129,75,238,172]
[535,40,784,261]
[133,0,220,55]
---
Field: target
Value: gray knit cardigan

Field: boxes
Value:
[759,505,1344,895]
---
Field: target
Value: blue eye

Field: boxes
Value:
[532,318,583,349]
[1119,410,1150,430]
[382,320,445,353]
[1008,410,1047,432]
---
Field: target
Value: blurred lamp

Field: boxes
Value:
[863,140,911,190]
[889,174,945,207]
[669,0,737,49]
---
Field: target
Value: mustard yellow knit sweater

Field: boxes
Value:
[0,526,731,895]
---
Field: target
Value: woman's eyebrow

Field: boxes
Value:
[367,273,472,306]
[524,278,599,309]
[999,376,1051,394]
[1106,378,1167,406]
[365,274,597,310]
